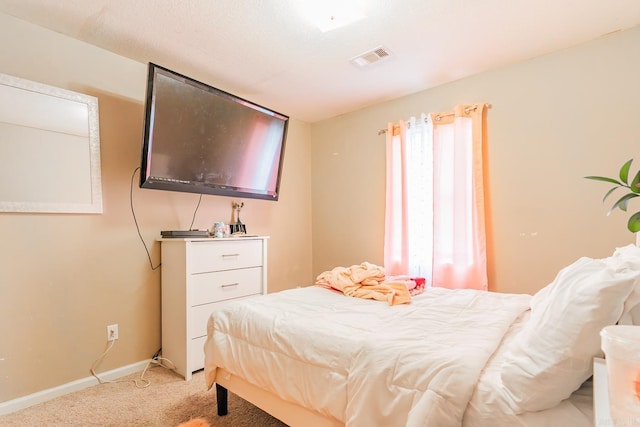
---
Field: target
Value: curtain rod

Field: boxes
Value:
[377,103,491,135]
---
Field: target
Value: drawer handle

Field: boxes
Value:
[221,283,240,288]
[221,253,240,258]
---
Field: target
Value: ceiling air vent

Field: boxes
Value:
[350,46,392,67]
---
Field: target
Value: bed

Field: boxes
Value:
[203,244,640,426]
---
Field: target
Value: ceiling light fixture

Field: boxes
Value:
[295,0,366,32]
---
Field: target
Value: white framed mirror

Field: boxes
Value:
[0,72,102,214]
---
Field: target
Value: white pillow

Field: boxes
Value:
[500,256,640,413]
[604,244,640,325]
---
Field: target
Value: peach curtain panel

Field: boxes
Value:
[384,103,488,290]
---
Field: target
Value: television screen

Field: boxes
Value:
[140,63,288,200]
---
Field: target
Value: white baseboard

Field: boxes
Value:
[0,359,151,416]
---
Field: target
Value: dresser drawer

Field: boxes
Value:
[190,267,263,305]
[190,295,259,338]
[189,240,262,274]
[190,336,207,372]
[191,301,227,339]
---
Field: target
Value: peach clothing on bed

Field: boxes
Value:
[315,262,412,305]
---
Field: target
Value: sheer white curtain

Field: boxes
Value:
[384,104,488,290]
[383,115,432,278]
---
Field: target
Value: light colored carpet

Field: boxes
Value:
[0,367,288,426]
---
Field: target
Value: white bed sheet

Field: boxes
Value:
[205,286,537,427]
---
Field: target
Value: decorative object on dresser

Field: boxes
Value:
[159,236,268,380]
[230,201,247,235]
[211,222,227,238]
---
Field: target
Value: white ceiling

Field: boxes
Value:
[1,0,640,123]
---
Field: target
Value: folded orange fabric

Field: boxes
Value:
[315,262,412,305]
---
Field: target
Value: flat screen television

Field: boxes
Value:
[139,63,289,201]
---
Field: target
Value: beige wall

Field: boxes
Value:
[312,26,640,295]
[0,13,312,403]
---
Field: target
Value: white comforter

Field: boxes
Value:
[204,286,532,427]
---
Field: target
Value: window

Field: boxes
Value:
[383,104,489,290]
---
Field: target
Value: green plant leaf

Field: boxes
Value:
[620,159,633,184]
[587,158,640,234]
[628,211,640,233]
[603,186,620,203]
[584,176,623,185]
[609,193,639,214]
[631,170,640,194]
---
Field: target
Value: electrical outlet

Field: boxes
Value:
[107,324,119,341]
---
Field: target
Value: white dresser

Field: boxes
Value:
[160,236,268,380]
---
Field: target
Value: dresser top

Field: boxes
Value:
[159,235,269,242]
